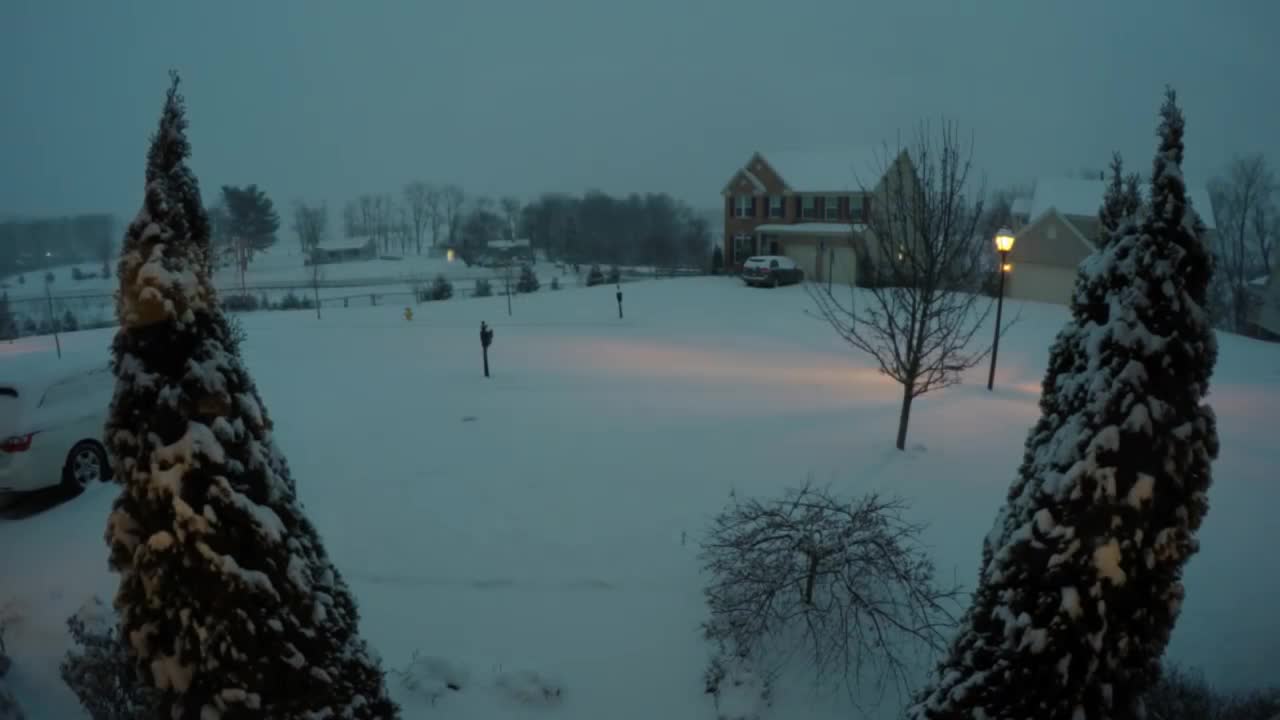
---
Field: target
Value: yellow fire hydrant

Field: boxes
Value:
[404,307,414,322]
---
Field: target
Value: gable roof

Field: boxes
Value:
[720,165,767,194]
[759,147,891,193]
[1024,176,1218,230]
[1015,206,1098,256]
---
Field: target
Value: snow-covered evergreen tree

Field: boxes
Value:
[104,73,399,720]
[909,88,1218,720]
[1097,153,1143,249]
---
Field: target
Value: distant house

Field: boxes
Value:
[309,236,377,265]
[720,147,916,285]
[1007,177,1217,305]
[484,238,533,264]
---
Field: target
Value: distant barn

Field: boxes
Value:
[309,236,377,265]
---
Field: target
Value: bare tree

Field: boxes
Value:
[700,483,960,708]
[310,252,324,320]
[442,184,465,247]
[1210,154,1275,331]
[424,185,444,249]
[342,201,360,238]
[809,121,995,450]
[500,196,522,241]
[291,201,328,256]
[403,181,432,255]
[356,195,377,242]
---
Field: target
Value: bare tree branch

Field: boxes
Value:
[808,120,996,450]
[1209,154,1275,331]
[700,483,962,712]
[404,181,432,255]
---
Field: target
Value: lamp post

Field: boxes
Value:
[986,228,1015,391]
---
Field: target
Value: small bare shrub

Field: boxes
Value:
[700,482,960,706]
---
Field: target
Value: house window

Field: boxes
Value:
[768,195,784,218]
[802,196,817,219]
[849,196,864,222]
[735,195,753,218]
[825,196,839,220]
[733,234,755,264]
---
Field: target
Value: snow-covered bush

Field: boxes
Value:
[908,90,1219,719]
[72,267,89,281]
[60,597,160,720]
[606,265,621,284]
[60,309,78,332]
[430,274,453,301]
[103,72,399,719]
[516,264,539,293]
[494,669,564,708]
[280,290,311,310]
[550,276,561,291]
[704,654,770,720]
[586,265,605,287]
[221,293,259,312]
[700,483,960,702]
[474,278,493,297]
[393,652,467,706]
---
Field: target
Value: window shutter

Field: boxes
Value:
[726,196,733,217]
[751,197,757,217]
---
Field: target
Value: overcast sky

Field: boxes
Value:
[2,0,1277,219]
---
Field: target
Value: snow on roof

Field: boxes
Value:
[1025,177,1217,229]
[740,169,766,192]
[314,238,373,252]
[759,147,891,192]
[755,223,864,236]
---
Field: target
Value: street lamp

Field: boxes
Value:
[986,228,1015,391]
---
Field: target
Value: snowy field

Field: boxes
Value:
[1,277,1277,719]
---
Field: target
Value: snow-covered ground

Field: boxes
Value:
[1,277,1277,719]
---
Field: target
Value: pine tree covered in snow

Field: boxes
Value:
[104,73,399,720]
[909,88,1218,720]
[1097,153,1144,249]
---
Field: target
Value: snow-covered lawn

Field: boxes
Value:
[1,277,1277,719]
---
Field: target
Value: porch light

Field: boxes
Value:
[1002,263,1013,272]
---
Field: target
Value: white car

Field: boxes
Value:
[0,361,114,496]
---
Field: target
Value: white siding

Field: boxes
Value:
[1004,262,1077,305]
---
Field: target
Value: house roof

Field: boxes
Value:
[1024,176,1218,230]
[759,147,890,192]
[755,222,865,236]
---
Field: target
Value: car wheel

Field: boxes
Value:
[64,441,108,492]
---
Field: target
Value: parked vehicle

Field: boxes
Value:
[741,255,804,287]
[0,361,113,497]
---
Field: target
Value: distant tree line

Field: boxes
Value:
[0,213,116,278]
[518,191,710,269]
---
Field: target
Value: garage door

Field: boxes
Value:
[1004,262,1076,305]
[829,246,858,286]
[784,241,819,282]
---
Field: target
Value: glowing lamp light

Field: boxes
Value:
[994,228,1016,254]
[446,249,456,263]
[1002,263,1013,273]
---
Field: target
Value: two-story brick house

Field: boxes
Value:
[721,147,913,285]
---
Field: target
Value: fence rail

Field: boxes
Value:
[2,264,707,340]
